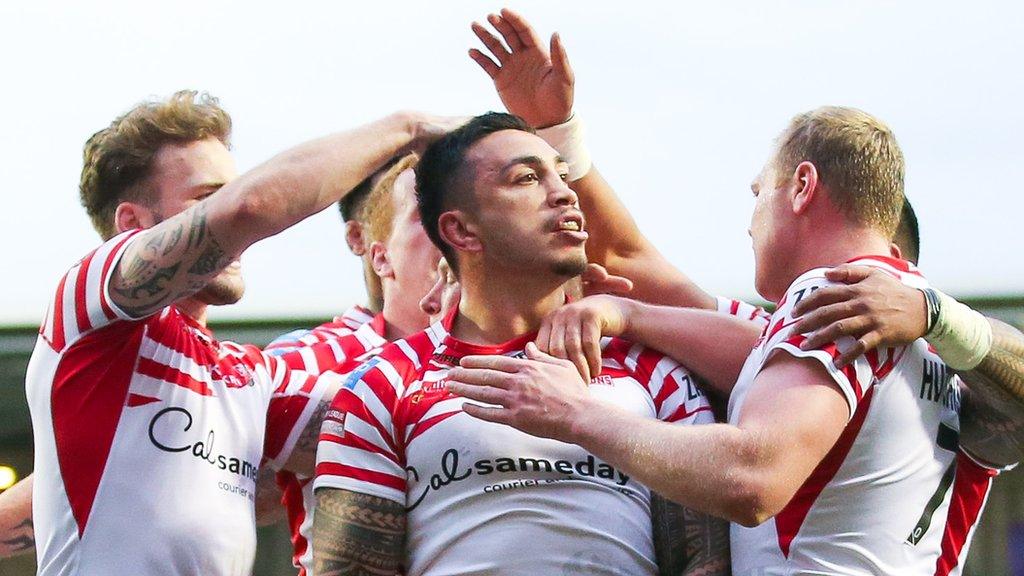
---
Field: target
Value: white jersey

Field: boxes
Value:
[728,256,1007,576]
[315,310,715,576]
[26,231,330,576]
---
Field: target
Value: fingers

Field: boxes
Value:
[801,316,872,351]
[459,354,522,372]
[471,21,511,63]
[547,315,568,360]
[447,367,518,389]
[791,285,855,317]
[559,322,590,383]
[468,48,500,79]
[581,320,603,383]
[486,12,523,52]
[459,401,513,426]
[550,32,575,85]
[500,7,544,49]
[793,301,855,336]
[535,317,553,353]
[446,381,511,406]
[823,264,874,284]
[834,332,881,368]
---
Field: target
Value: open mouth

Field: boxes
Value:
[555,213,585,233]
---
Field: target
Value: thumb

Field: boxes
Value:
[525,341,561,364]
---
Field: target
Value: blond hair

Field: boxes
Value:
[79,90,232,239]
[774,106,904,236]
[364,153,419,244]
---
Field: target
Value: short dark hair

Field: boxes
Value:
[337,155,404,223]
[893,196,920,265]
[415,112,535,275]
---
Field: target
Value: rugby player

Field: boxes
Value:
[311,112,727,575]
[449,105,1024,574]
[24,90,455,575]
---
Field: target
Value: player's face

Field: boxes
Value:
[749,156,796,302]
[462,130,588,279]
[420,257,461,324]
[386,168,442,324]
[148,138,245,306]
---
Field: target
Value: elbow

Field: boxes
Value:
[718,449,789,527]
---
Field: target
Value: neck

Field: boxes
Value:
[176,298,209,327]
[452,265,567,345]
[786,222,893,287]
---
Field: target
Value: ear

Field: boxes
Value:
[369,241,394,280]
[438,210,482,255]
[114,201,151,233]
[345,220,367,256]
[889,242,904,260]
[790,161,819,215]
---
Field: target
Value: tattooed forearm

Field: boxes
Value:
[313,488,405,576]
[290,399,330,472]
[652,493,729,576]
[110,201,235,317]
[959,319,1024,466]
[965,319,1024,408]
[1,518,34,557]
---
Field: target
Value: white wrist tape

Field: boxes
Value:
[924,289,994,371]
[536,114,593,181]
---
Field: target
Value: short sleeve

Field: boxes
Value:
[313,358,406,503]
[760,274,881,420]
[39,230,144,351]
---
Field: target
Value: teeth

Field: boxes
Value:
[559,221,580,231]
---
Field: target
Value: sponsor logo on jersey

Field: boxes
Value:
[407,448,631,510]
[147,406,259,482]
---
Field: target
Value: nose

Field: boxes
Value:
[419,277,443,317]
[548,178,578,207]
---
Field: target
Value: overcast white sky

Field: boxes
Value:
[1,0,1021,325]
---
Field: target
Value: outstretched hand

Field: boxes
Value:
[535,294,632,384]
[446,342,590,442]
[792,264,929,367]
[470,8,574,128]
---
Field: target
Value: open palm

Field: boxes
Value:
[470,8,574,129]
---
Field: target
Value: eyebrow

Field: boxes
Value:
[501,155,568,174]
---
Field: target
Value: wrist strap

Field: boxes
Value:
[536,114,593,181]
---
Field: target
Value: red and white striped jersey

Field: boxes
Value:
[728,256,1007,576]
[264,305,376,358]
[26,231,330,576]
[271,315,388,576]
[716,295,771,328]
[315,309,715,576]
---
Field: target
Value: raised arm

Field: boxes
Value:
[469,9,713,309]
[791,265,1024,466]
[0,474,33,558]
[110,112,455,318]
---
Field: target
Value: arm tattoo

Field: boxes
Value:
[313,489,405,576]
[111,202,234,318]
[652,493,730,576]
[293,399,330,466]
[959,319,1024,465]
[1,518,34,556]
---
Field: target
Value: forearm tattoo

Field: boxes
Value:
[293,400,331,465]
[313,489,405,576]
[111,203,232,317]
[652,493,730,576]
[1,518,34,556]
[959,320,1024,464]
